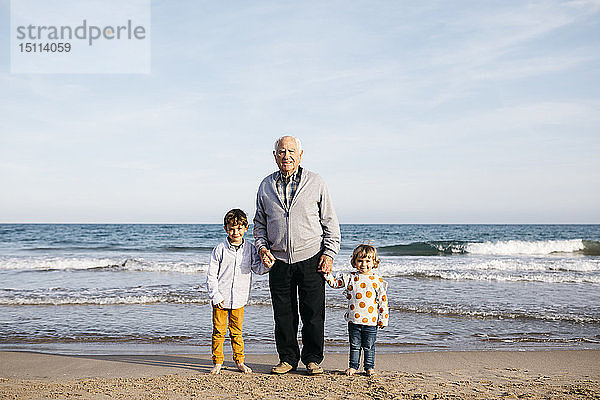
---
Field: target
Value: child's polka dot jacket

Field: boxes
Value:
[325,271,389,327]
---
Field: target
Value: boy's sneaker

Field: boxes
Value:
[306,362,324,375]
[271,361,296,374]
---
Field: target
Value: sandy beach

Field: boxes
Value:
[1,350,598,399]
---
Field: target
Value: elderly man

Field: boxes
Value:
[254,136,341,375]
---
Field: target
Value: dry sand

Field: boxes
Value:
[1,350,599,399]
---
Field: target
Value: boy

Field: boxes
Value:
[206,209,271,374]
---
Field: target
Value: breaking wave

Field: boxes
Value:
[0,257,208,274]
[25,245,214,253]
[333,257,600,283]
[379,239,600,256]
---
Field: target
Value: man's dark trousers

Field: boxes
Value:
[268,252,325,368]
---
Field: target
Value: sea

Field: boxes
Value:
[1,224,599,355]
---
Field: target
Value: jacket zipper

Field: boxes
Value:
[286,170,301,264]
[286,209,292,264]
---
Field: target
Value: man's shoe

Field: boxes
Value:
[306,362,324,375]
[271,361,295,375]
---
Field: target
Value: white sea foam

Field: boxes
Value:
[0,256,121,271]
[433,271,600,284]
[0,295,210,306]
[0,256,208,274]
[394,304,600,323]
[374,257,598,272]
[120,259,208,274]
[465,239,586,255]
[346,256,600,283]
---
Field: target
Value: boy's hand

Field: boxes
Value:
[259,247,275,268]
[317,255,333,274]
[216,301,225,309]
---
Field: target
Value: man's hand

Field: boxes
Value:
[216,301,225,310]
[259,247,276,268]
[317,254,333,274]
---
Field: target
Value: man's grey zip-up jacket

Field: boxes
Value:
[206,238,269,309]
[253,168,341,264]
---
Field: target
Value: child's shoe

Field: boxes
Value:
[345,368,356,376]
[366,368,376,377]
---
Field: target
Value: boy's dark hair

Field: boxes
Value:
[351,244,380,268]
[224,209,248,228]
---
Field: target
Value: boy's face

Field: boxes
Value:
[225,223,248,245]
[354,255,375,275]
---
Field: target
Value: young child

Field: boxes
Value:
[325,244,389,376]
[206,209,271,374]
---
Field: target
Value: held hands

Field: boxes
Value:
[258,248,332,273]
[377,321,385,329]
[317,254,333,274]
[259,247,275,268]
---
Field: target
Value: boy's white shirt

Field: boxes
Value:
[325,270,389,327]
[206,238,269,309]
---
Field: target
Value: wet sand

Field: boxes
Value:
[1,350,599,399]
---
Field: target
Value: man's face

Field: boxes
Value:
[274,137,303,177]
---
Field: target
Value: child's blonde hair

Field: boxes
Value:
[351,244,380,268]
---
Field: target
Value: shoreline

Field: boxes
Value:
[1,349,599,399]
[3,331,598,356]
[3,341,598,357]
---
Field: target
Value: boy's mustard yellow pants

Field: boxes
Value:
[211,305,245,365]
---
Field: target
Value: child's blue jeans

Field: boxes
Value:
[348,322,377,370]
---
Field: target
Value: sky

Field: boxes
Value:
[0,0,599,224]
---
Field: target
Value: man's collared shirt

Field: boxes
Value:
[275,166,302,210]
